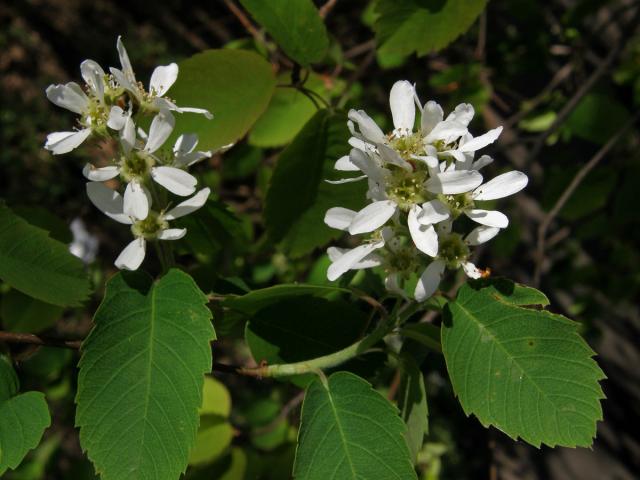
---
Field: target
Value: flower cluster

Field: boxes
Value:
[45,37,220,270]
[324,81,528,301]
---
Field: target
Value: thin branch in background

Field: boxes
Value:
[533,110,640,286]
[475,10,487,61]
[0,331,82,350]
[319,0,339,19]
[222,0,263,46]
[253,390,305,436]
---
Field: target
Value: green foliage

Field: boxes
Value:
[239,0,329,65]
[264,110,366,256]
[169,49,276,151]
[565,92,630,144]
[1,289,63,333]
[442,281,606,447]
[76,269,215,480]
[294,372,417,479]
[397,355,428,463]
[0,203,90,307]
[0,357,51,475]
[374,0,488,57]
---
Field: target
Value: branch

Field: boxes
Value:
[533,110,640,286]
[319,0,339,19]
[0,331,82,350]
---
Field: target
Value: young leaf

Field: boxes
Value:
[0,203,90,307]
[264,110,367,257]
[442,282,606,448]
[397,355,428,463]
[0,357,51,475]
[374,0,488,57]
[239,0,329,66]
[76,269,215,480]
[168,49,276,151]
[294,372,417,480]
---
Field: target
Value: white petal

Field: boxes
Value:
[327,241,384,281]
[151,166,197,196]
[115,238,146,270]
[44,129,91,154]
[445,103,475,127]
[123,181,149,220]
[425,170,483,194]
[459,126,503,152]
[326,247,383,269]
[334,155,360,171]
[120,114,136,153]
[347,109,386,144]
[45,83,89,114]
[164,187,210,220]
[116,36,136,83]
[109,67,139,99]
[415,260,446,302]
[377,143,412,171]
[107,106,126,130]
[418,199,450,225]
[177,106,213,119]
[174,151,212,168]
[149,63,178,96]
[472,171,528,200]
[421,101,444,135]
[325,176,367,185]
[324,207,357,231]
[389,80,416,132]
[82,164,119,181]
[349,148,386,183]
[348,200,397,235]
[425,120,467,144]
[157,228,187,240]
[438,149,467,163]
[471,154,493,170]
[465,209,509,228]
[462,261,482,279]
[85,182,132,224]
[408,206,438,257]
[80,59,105,101]
[174,133,198,155]
[145,112,175,153]
[465,226,500,246]
[348,137,368,151]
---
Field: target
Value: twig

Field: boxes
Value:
[475,10,487,61]
[533,111,640,286]
[253,390,305,435]
[222,0,263,45]
[319,0,339,19]
[0,331,82,350]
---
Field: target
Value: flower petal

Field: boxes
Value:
[116,36,136,83]
[465,209,509,228]
[325,176,367,184]
[472,171,528,200]
[347,109,386,144]
[425,170,483,194]
[45,83,89,114]
[107,106,127,130]
[425,120,467,144]
[408,206,438,257]
[377,143,412,171]
[82,164,119,181]
[44,129,91,154]
[149,63,178,96]
[415,260,446,302]
[164,187,210,220]
[174,133,198,155]
[151,166,197,196]
[327,247,383,269]
[418,199,450,225]
[145,112,175,153]
[115,238,146,271]
[157,228,187,240]
[445,103,474,126]
[471,154,493,170]
[334,155,360,171]
[123,181,150,220]
[349,148,386,183]
[462,261,482,279]
[324,207,357,231]
[421,100,444,135]
[348,200,397,235]
[80,59,105,101]
[120,114,136,153]
[177,107,214,119]
[390,80,416,132]
[459,126,503,152]
[85,182,132,224]
[465,226,500,246]
[327,241,384,281]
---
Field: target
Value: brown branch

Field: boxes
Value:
[319,0,339,19]
[222,0,263,45]
[533,111,640,286]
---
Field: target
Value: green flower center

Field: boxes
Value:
[131,211,168,240]
[386,169,429,211]
[388,132,425,160]
[120,152,154,181]
[438,233,469,270]
[439,192,475,218]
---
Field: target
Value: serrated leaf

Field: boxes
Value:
[76,269,215,480]
[168,49,276,151]
[294,372,417,480]
[398,355,428,463]
[442,283,606,448]
[0,203,90,307]
[0,358,51,475]
[467,278,550,306]
[374,0,488,57]
[264,110,367,257]
[239,0,329,65]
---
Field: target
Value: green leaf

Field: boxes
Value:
[169,49,276,151]
[442,282,606,448]
[264,110,366,257]
[401,323,442,353]
[566,92,630,144]
[239,0,329,65]
[467,278,550,307]
[1,289,63,333]
[294,372,417,480]
[397,355,428,464]
[0,358,51,475]
[0,203,90,307]
[374,0,488,57]
[76,269,215,480]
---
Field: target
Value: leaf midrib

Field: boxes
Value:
[324,384,358,480]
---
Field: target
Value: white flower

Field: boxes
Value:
[111,36,212,119]
[69,218,99,264]
[86,182,210,270]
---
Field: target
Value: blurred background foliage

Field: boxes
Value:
[0,0,639,478]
